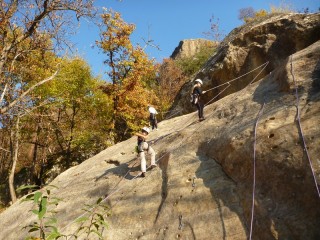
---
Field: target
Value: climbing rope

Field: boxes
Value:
[290,56,320,198]
[163,108,182,120]
[204,83,231,107]
[249,102,265,240]
[204,62,270,93]
[165,61,270,120]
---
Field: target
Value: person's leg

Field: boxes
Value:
[154,118,158,129]
[139,151,147,173]
[199,102,204,119]
[147,146,156,166]
[149,116,152,130]
[196,103,201,119]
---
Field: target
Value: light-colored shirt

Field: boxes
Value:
[148,107,158,114]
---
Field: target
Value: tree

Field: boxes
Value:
[176,43,216,77]
[202,15,224,42]
[0,0,96,204]
[97,8,157,142]
[0,0,95,115]
[255,9,268,18]
[238,7,256,22]
[43,58,111,168]
[156,58,186,115]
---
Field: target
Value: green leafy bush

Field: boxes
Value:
[18,185,63,240]
[176,43,217,77]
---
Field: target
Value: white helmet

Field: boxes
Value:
[142,127,150,133]
[195,79,203,85]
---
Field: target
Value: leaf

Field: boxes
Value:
[45,225,58,232]
[97,213,104,221]
[28,227,40,232]
[97,219,108,228]
[33,192,42,204]
[38,197,48,219]
[90,229,103,239]
[93,222,100,230]
[45,217,57,225]
[75,216,89,223]
[46,232,61,240]
[21,194,35,202]
[16,184,38,192]
[96,197,103,204]
[47,184,59,189]
[32,209,39,215]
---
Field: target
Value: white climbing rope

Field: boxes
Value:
[249,102,265,240]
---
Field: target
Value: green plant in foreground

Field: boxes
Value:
[17,185,63,240]
[73,197,110,239]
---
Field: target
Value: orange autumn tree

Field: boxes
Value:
[97,9,157,143]
[156,58,187,117]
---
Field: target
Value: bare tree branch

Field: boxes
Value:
[0,147,10,153]
[0,69,59,114]
[0,83,8,104]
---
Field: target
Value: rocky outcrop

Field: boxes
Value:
[169,13,320,116]
[170,38,216,60]
[0,13,319,240]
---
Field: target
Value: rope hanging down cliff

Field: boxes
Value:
[290,56,320,198]
[249,101,265,240]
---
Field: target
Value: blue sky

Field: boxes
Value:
[71,0,319,80]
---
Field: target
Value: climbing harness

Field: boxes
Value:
[190,93,199,105]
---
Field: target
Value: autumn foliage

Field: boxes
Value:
[97,9,158,142]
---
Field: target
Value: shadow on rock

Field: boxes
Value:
[154,152,170,224]
[95,157,140,182]
[195,151,248,240]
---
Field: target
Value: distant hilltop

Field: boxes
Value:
[170,38,217,60]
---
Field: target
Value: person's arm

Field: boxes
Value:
[135,133,148,140]
[196,87,206,94]
[190,85,196,95]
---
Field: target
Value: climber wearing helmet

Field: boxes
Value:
[191,78,207,121]
[135,127,156,177]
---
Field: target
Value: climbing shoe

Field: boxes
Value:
[140,172,146,178]
[150,165,157,169]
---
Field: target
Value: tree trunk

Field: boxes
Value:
[8,116,19,204]
[65,103,77,168]
[32,121,42,186]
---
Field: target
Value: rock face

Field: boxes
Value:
[0,13,320,240]
[169,13,320,116]
[170,38,216,60]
